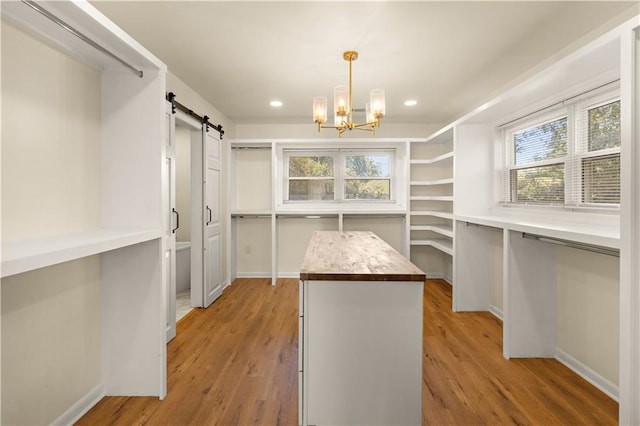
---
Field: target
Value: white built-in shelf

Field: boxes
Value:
[410,238,454,256]
[410,211,454,220]
[456,214,620,249]
[410,225,454,239]
[410,178,454,186]
[409,151,453,165]
[1,228,161,278]
[410,195,453,201]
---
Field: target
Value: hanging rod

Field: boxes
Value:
[521,232,619,257]
[21,0,144,78]
[167,92,225,138]
[232,146,272,150]
[232,214,271,219]
[276,214,338,219]
[343,214,406,219]
[498,79,620,129]
[466,222,502,231]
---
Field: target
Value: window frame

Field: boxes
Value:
[280,146,401,209]
[284,151,337,202]
[573,94,621,208]
[504,108,571,206]
[342,150,394,202]
[502,88,620,211]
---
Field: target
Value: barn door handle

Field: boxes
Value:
[206,206,212,225]
[172,208,179,233]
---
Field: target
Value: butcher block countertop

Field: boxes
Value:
[299,231,426,282]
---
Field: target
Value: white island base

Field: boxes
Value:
[299,231,424,426]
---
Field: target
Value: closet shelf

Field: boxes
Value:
[409,211,454,220]
[409,151,453,165]
[410,195,453,201]
[410,225,454,238]
[1,228,161,278]
[410,238,454,256]
[410,178,454,186]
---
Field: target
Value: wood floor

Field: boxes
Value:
[77,278,617,425]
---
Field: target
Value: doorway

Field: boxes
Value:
[165,104,223,342]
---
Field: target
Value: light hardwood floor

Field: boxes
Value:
[77,278,617,425]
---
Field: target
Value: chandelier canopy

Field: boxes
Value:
[313,51,385,137]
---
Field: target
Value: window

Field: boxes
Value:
[284,149,395,203]
[288,155,335,201]
[509,115,568,204]
[504,90,620,209]
[344,154,391,200]
[579,100,621,205]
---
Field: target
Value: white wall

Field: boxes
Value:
[1,20,103,425]
[557,247,619,387]
[2,20,100,240]
[175,126,191,242]
[1,257,101,426]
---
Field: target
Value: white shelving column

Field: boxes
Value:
[619,20,640,426]
[408,129,455,279]
[228,140,274,283]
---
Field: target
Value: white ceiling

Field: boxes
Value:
[90,1,636,126]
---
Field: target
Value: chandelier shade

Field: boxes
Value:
[313,51,385,137]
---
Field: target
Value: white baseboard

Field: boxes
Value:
[277,272,300,279]
[555,348,619,402]
[489,305,503,321]
[51,384,104,426]
[425,273,453,286]
[235,272,271,278]
[235,272,301,280]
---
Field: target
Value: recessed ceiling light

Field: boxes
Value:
[404,100,417,107]
[270,100,283,107]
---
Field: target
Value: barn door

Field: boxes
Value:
[165,102,177,342]
[202,126,223,307]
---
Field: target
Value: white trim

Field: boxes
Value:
[489,305,504,321]
[51,384,104,426]
[277,272,302,279]
[425,272,453,286]
[555,348,619,402]
[236,272,273,279]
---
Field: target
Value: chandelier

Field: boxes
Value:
[313,51,385,137]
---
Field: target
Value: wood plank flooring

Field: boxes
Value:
[77,278,617,425]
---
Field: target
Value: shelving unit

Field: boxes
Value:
[407,128,455,279]
[443,14,639,423]
[1,1,168,423]
[227,141,275,283]
[228,138,412,283]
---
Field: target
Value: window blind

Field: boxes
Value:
[574,99,621,206]
[502,92,620,208]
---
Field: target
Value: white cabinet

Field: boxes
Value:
[299,280,423,426]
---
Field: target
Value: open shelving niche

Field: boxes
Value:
[407,128,455,278]
[227,138,418,284]
[1,0,169,420]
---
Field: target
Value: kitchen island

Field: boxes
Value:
[298,231,425,426]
